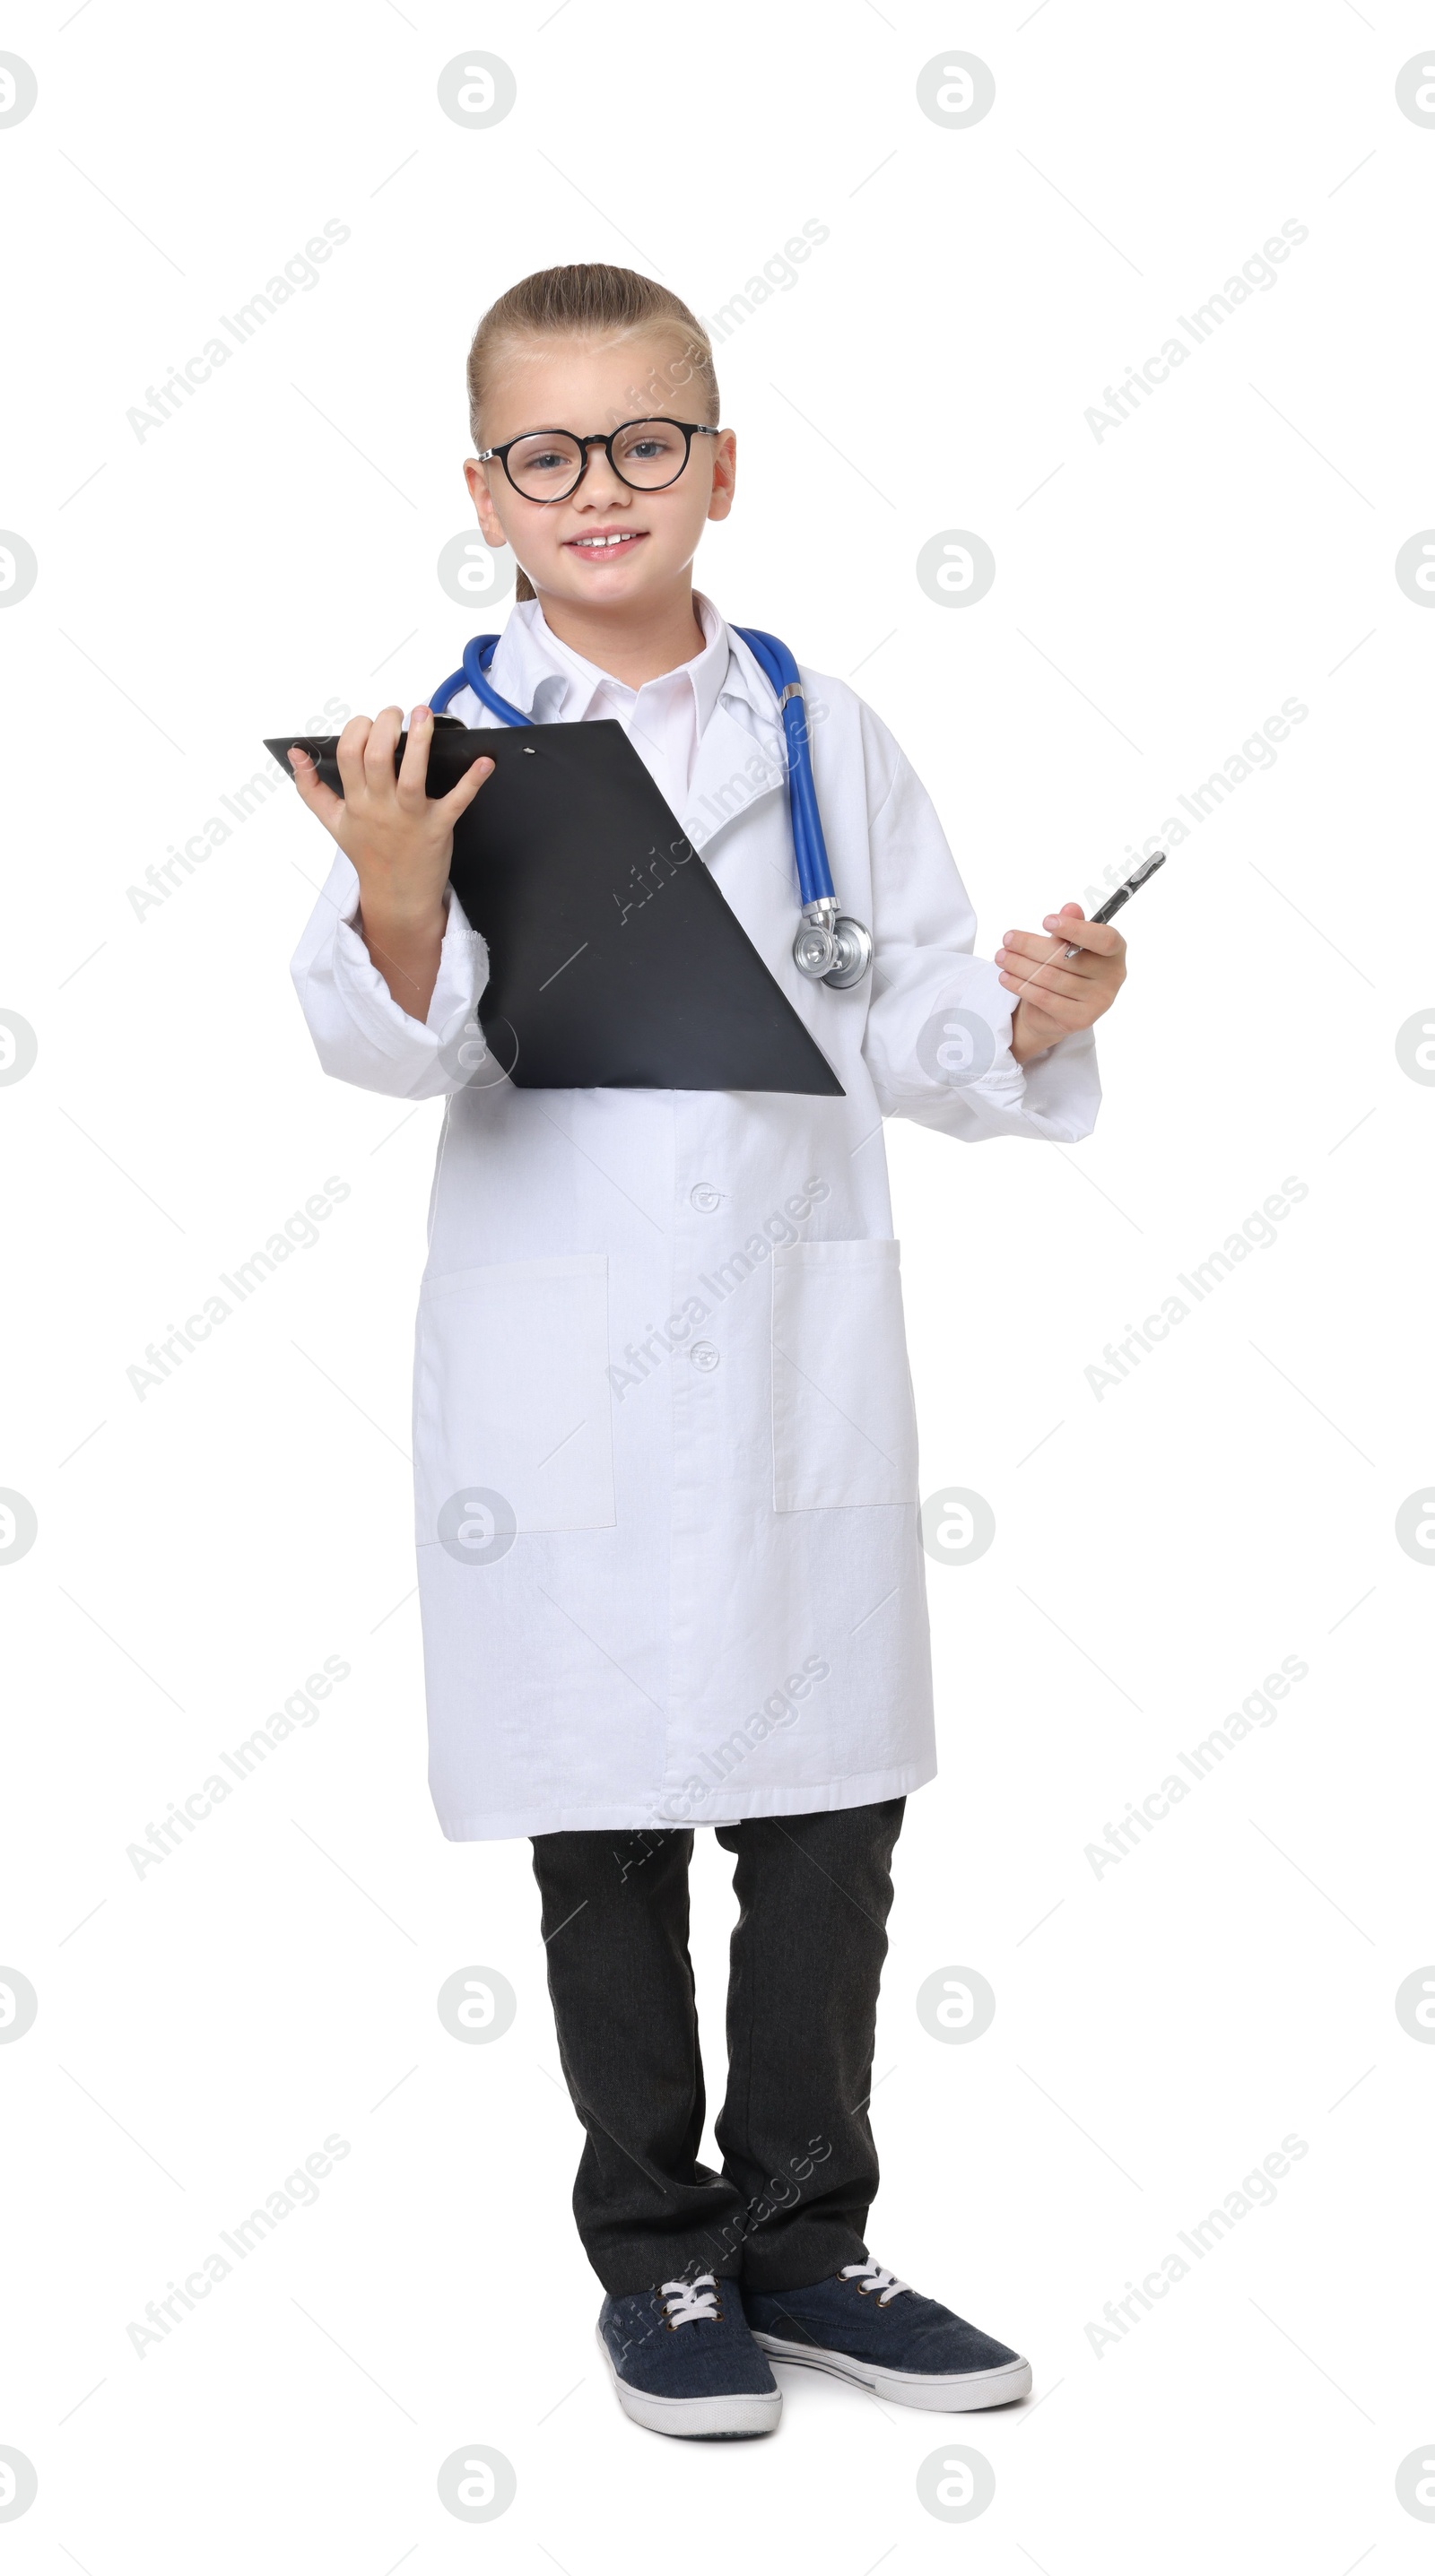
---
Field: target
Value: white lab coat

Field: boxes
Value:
[290,600,1100,1841]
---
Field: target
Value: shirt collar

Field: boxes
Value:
[488,589,764,733]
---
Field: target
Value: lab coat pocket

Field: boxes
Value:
[414,1253,614,1539]
[770,1238,918,1512]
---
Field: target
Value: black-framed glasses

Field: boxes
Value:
[474,417,719,504]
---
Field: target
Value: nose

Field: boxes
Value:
[574,440,631,503]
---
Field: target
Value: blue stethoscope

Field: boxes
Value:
[430,627,873,989]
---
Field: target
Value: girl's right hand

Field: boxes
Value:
[287,705,494,1020]
[287,704,493,920]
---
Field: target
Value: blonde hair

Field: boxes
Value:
[466,265,720,602]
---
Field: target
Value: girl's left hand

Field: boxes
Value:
[996,902,1126,1063]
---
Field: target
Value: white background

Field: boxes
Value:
[3,2,1433,2567]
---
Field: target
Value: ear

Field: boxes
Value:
[464,455,512,553]
[707,429,737,525]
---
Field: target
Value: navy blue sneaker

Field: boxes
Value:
[745,2260,1031,2410]
[596,2270,781,2439]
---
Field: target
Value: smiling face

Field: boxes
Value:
[464,330,735,614]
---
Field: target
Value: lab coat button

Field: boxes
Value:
[690,1183,721,1212]
[690,1340,719,1371]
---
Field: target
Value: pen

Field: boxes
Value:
[1063,850,1166,956]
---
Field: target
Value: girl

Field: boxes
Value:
[288,264,1124,2442]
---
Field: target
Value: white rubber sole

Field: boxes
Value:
[596,2324,782,2440]
[752,2330,1032,2412]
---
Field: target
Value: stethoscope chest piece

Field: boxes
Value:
[794,899,874,988]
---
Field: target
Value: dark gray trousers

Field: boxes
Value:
[530,1798,904,2296]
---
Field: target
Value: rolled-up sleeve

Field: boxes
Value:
[858,724,1100,1145]
[289,852,494,1099]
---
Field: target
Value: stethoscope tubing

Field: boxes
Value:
[729,626,834,911]
[430,622,871,983]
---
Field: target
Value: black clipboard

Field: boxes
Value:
[265,720,843,1096]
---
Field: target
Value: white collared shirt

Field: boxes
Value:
[468,588,735,816]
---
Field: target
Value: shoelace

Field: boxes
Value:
[659,2271,722,2328]
[840,2260,911,2305]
